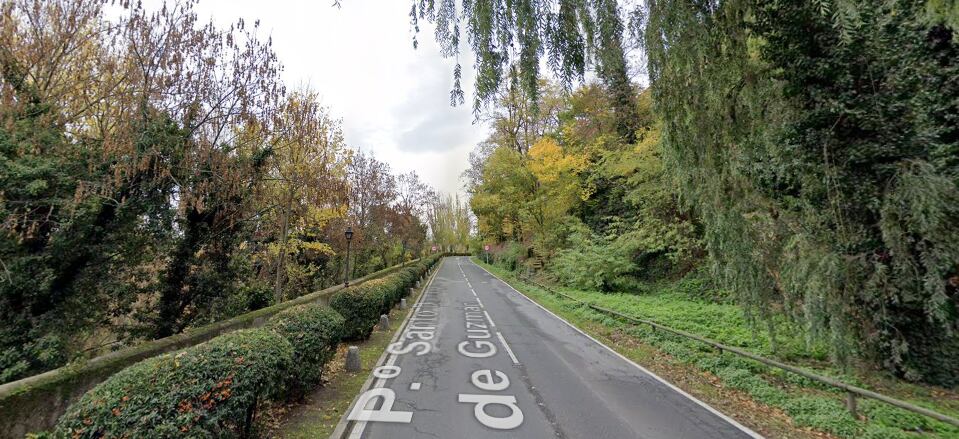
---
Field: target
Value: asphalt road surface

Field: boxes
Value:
[343,256,762,439]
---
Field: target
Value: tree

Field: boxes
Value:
[411,0,642,143]
[0,0,285,378]
[644,0,959,383]
[426,193,473,252]
[469,146,536,242]
[393,172,431,260]
[260,91,348,302]
[525,137,589,253]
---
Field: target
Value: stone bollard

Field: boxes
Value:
[379,314,390,331]
[400,298,408,310]
[409,287,415,297]
[346,346,361,372]
[416,279,421,288]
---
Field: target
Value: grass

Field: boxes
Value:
[266,282,426,438]
[475,257,959,439]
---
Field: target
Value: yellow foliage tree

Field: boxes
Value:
[260,90,350,301]
[525,137,589,253]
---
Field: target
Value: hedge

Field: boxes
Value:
[329,281,388,341]
[265,303,344,397]
[55,328,293,438]
[52,255,442,438]
[330,256,440,341]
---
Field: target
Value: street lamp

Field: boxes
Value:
[344,226,354,286]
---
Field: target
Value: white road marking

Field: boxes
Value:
[344,260,444,439]
[483,310,497,327]
[410,382,421,391]
[496,331,520,364]
[472,260,765,439]
[475,297,484,307]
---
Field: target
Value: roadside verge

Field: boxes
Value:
[470,258,959,439]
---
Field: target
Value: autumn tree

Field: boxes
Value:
[259,91,349,302]
[393,172,431,260]
[343,151,397,277]
[426,193,472,252]
[0,0,282,376]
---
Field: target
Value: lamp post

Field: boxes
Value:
[344,226,354,286]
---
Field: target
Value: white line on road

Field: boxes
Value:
[496,331,520,364]
[483,310,497,327]
[341,260,444,439]
[472,260,764,439]
[475,297,484,308]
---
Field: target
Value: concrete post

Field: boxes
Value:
[400,298,408,310]
[346,346,361,372]
[846,391,858,418]
[379,314,390,331]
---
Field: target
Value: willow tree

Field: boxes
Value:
[411,0,641,142]
[645,0,959,384]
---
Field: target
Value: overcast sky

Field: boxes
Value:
[185,0,486,196]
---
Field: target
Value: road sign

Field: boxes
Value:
[431,245,437,252]
[484,244,491,251]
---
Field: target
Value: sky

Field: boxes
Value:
[185,0,486,196]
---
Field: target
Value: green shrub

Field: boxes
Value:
[56,329,293,438]
[494,242,524,271]
[266,303,345,396]
[330,282,387,341]
[782,396,862,437]
[861,399,933,431]
[245,282,274,311]
[330,256,438,340]
[861,425,914,439]
[549,228,638,292]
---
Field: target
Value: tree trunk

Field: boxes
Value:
[273,190,294,303]
[155,208,206,338]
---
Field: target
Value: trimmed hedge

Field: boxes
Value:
[266,303,344,397]
[55,328,293,438]
[329,281,388,341]
[331,256,440,341]
[52,255,442,438]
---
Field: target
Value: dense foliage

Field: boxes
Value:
[330,256,437,340]
[644,0,959,383]
[467,84,699,289]
[456,0,958,386]
[52,255,440,438]
[0,0,460,384]
[265,304,345,397]
[56,329,294,438]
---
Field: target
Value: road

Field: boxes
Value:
[342,256,762,439]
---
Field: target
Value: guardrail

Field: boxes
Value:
[0,258,428,439]
[517,274,959,429]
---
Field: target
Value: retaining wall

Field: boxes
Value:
[0,259,421,438]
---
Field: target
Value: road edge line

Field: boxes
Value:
[329,258,445,439]
[471,259,765,439]
[495,331,520,365]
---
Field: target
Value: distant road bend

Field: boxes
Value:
[343,256,763,439]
